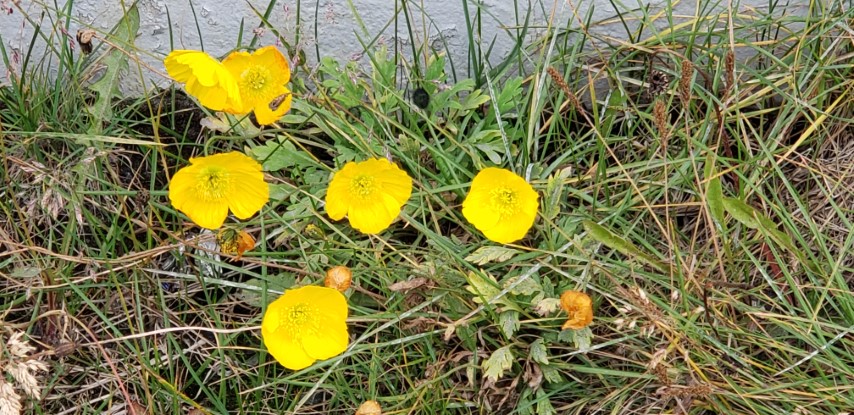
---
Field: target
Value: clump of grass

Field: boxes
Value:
[2,0,854,414]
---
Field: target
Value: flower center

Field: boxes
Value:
[491,187,518,215]
[350,175,376,198]
[195,166,232,201]
[277,303,319,337]
[243,66,270,90]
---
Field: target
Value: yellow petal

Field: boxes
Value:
[169,164,229,229]
[481,218,532,244]
[301,318,348,361]
[225,170,269,219]
[348,197,396,234]
[164,50,241,111]
[168,152,268,229]
[221,50,252,77]
[462,187,501,231]
[376,167,413,205]
[325,158,412,234]
[291,286,349,321]
[263,331,316,370]
[261,286,349,370]
[179,194,230,229]
[221,50,255,113]
[253,46,291,85]
[467,168,502,192]
[222,46,291,119]
[462,167,539,244]
[253,85,292,125]
[325,164,356,221]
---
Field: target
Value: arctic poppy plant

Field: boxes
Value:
[168,152,269,229]
[164,46,292,125]
[261,286,349,370]
[462,167,539,244]
[221,46,292,125]
[325,158,413,234]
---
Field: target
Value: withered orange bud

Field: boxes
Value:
[217,229,256,260]
[355,400,382,415]
[559,290,593,330]
[325,265,353,292]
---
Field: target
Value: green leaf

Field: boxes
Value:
[582,220,666,271]
[540,364,563,384]
[572,327,593,351]
[458,90,491,111]
[601,87,627,135]
[707,177,725,229]
[704,152,725,229]
[482,345,514,383]
[722,197,796,252]
[496,77,524,113]
[248,138,319,172]
[543,167,573,221]
[85,4,139,135]
[464,271,501,303]
[722,198,819,272]
[536,389,556,415]
[504,274,541,296]
[529,338,549,365]
[465,246,521,265]
[499,310,520,338]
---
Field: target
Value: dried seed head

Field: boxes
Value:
[724,51,735,94]
[647,70,669,97]
[547,66,572,96]
[657,383,712,398]
[325,266,352,292]
[0,379,23,415]
[653,99,669,142]
[6,361,41,399]
[679,59,694,104]
[52,341,79,358]
[547,66,582,112]
[652,364,671,386]
[355,400,382,415]
[76,29,96,54]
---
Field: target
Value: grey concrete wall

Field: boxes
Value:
[0,0,809,92]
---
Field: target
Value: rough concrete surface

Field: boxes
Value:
[0,0,808,93]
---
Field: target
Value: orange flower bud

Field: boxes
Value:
[559,290,593,330]
[325,265,353,292]
[355,400,382,415]
[217,229,256,260]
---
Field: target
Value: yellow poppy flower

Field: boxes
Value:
[560,290,593,330]
[222,46,292,125]
[168,152,269,230]
[325,158,413,234]
[462,167,539,244]
[164,50,243,111]
[261,286,349,370]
